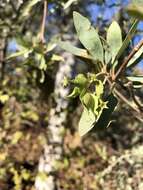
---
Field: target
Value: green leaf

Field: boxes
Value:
[16,36,32,49]
[73,74,88,88]
[127,45,143,67]
[105,45,112,65]
[127,76,143,83]
[6,50,29,60]
[39,56,47,71]
[95,80,104,97]
[82,93,95,111]
[78,107,96,136]
[63,0,78,9]
[106,21,122,65]
[51,54,64,62]
[132,83,143,88]
[127,76,143,88]
[95,94,118,128]
[73,11,104,63]
[0,93,9,103]
[113,19,138,65]
[127,0,143,20]
[91,94,99,114]
[21,0,41,17]
[59,41,92,59]
[127,4,143,20]
[40,70,45,83]
[11,131,23,145]
[67,87,80,98]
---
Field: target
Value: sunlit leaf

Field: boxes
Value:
[78,107,96,136]
[127,45,143,67]
[127,4,143,20]
[132,83,143,88]
[11,131,23,145]
[127,76,143,88]
[127,0,143,20]
[91,94,99,113]
[40,70,45,83]
[21,110,39,121]
[21,0,41,17]
[63,0,78,9]
[39,55,47,71]
[106,21,122,65]
[73,11,104,63]
[67,87,80,98]
[113,19,138,65]
[46,43,57,52]
[82,93,95,111]
[59,41,92,59]
[51,54,64,62]
[72,74,88,87]
[6,50,29,60]
[0,94,9,103]
[16,36,32,49]
[127,76,143,83]
[95,80,104,97]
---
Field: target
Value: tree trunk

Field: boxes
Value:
[35,52,74,190]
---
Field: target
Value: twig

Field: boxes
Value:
[114,39,143,81]
[116,80,143,112]
[115,89,143,122]
[39,0,47,43]
[130,86,143,112]
[114,88,140,113]
[107,78,143,122]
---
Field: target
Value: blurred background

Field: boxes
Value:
[0,0,143,190]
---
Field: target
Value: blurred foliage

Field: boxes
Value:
[0,0,143,190]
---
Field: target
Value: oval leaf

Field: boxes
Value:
[82,93,95,111]
[127,76,143,83]
[106,21,122,65]
[113,19,138,66]
[67,87,80,98]
[78,107,96,136]
[73,11,104,63]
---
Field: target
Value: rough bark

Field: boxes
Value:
[35,52,74,190]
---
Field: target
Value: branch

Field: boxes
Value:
[116,79,143,113]
[114,89,143,122]
[130,86,143,112]
[114,89,140,113]
[39,0,47,43]
[114,39,143,80]
[107,78,143,122]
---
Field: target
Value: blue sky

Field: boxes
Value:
[86,0,143,69]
